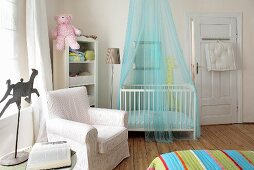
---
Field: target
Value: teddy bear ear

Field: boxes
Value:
[54,15,59,20]
[67,15,72,20]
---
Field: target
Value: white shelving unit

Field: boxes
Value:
[53,37,98,107]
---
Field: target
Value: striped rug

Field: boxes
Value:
[148,150,254,170]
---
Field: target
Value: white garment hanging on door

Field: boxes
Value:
[205,41,237,71]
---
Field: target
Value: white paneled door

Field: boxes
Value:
[190,15,241,125]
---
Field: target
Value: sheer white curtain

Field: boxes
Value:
[0,0,23,115]
[0,0,31,157]
[26,0,53,142]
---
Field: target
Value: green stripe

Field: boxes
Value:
[240,151,254,165]
[208,150,239,170]
[148,157,167,170]
[177,150,204,170]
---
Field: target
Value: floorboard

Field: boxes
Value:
[114,124,254,170]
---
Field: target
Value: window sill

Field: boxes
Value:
[0,106,32,121]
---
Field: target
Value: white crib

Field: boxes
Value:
[120,84,197,139]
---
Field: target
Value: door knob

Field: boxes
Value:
[196,62,202,74]
[196,62,199,74]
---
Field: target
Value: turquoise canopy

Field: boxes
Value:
[119,0,200,142]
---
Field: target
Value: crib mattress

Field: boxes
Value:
[148,150,254,170]
[128,110,194,130]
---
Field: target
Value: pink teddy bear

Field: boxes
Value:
[52,15,81,51]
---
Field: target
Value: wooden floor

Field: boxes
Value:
[114,124,254,170]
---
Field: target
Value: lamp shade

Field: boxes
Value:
[106,48,120,64]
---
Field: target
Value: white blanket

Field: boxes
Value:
[205,41,236,71]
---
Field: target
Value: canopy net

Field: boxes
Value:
[119,0,200,142]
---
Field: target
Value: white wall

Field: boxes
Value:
[0,107,34,157]
[46,0,254,122]
[46,0,129,108]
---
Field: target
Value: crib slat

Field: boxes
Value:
[124,91,127,111]
[189,91,192,129]
[148,90,150,110]
[167,88,169,111]
[153,90,155,112]
[167,88,170,130]
[184,91,187,129]
[180,91,182,129]
[170,88,173,112]
[138,91,141,128]
[175,91,178,128]
[193,91,196,139]
[164,86,166,111]
[128,91,133,127]
[120,90,122,110]
[134,91,136,128]
[148,90,151,130]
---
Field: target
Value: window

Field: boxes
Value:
[0,0,19,117]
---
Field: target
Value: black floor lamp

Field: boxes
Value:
[106,48,120,109]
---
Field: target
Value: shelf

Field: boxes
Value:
[88,95,95,105]
[69,75,95,87]
[53,38,98,107]
[77,36,98,43]
[69,60,95,64]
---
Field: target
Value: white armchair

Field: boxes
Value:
[46,87,129,170]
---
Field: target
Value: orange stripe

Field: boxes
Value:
[175,151,188,170]
[238,151,254,166]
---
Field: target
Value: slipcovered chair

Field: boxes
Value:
[46,87,129,170]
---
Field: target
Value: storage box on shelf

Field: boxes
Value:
[53,37,98,107]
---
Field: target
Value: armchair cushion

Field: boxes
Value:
[47,87,90,124]
[93,125,128,154]
[46,118,97,144]
[88,108,128,127]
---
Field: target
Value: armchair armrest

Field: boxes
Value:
[46,118,97,144]
[88,108,128,127]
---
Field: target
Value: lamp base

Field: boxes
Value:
[0,151,29,166]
